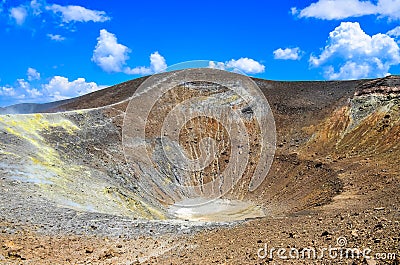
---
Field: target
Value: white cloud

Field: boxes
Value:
[43,76,103,101]
[47,4,110,23]
[16,78,42,98]
[273,47,302,60]
[93,29,167,75]
[149,51,167,73]
[226,58,265,74]
[47,33,66,42]
[124,51,167,75]
[387,26,400,38]
[310,22,400,80]
[5,1,109,29]
[17,79,30,90]
[0,86,16,97]
[27,67,40,81]
[324,62,372,80]
[0,78,41,101]
[124,66,152,75]
[92,29,131,73]
[0,73,105,105]
[8,1,43,25]
[26,87,42,98]
[294,0,400,20]
[17,78,43,98]
[208,61,227,70]
[290,7,298,16]
[10,6,28,25]
[209,58,265,74]
[29,0,42,16]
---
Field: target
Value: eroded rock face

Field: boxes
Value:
[304,75,400,165]
[123,69,276,209]
[122,69,277,221]
[351,76,400,125]
[354,75,400,97]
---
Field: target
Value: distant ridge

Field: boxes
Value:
[0,99,73,115]
[2,74,397,115]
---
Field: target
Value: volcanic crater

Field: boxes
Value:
[0,72,398,264]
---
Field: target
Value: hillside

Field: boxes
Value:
[0,72,398,264]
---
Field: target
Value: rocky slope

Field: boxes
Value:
[0,73,398,264]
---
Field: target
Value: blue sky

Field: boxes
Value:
[0,0,400,106]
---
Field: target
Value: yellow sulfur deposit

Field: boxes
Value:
[0,112,166,219]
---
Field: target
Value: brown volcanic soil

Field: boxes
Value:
[50,77,148,112]
[0,74,399,264]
